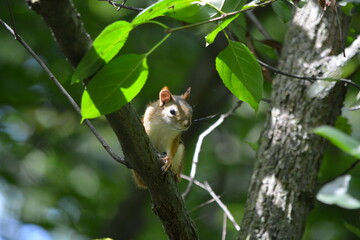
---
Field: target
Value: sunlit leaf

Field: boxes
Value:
[205,0,246,46]
[132,0,224,25]
[205,13,240,46]
[132,0,196,25]
[313,126,360,158]
[216,41,263,110]
[72,21,133,83]
[81,54,148,120]
[166,0,225,23]
[317,175,360,209]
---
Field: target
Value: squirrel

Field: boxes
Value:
[132,86,192,188]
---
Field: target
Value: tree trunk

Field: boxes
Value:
[239,1,351,239]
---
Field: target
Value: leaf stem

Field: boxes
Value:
[166,0,275,33]
[145,20,170,30]
[204,1,225,15]
[146,33,172,56]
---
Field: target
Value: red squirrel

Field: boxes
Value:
[132,86,192,188]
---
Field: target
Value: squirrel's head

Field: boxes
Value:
[159,86,192,131]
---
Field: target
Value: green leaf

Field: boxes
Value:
[317,175,360,209]
[132,0,224,25]
[350,91,360,111]
[216,41,263,110]
[71,47,105,84]
[166,0,225,23]
[244,140,259,151]
[132,0,195,25]
[221,0,247,12]
[313,126,360,158]
[81,54,148,120]
[72,21,133,84]
[205,13,240,46]
[339,1,355,16]
[205,0,247,46]
[335,116,352,135]
[227,13,247,43]
[344,222,360,237]
[271,0,293,23]
[253,40,278,61]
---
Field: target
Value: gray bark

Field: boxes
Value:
[239,1,355,239]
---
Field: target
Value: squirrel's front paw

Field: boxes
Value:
[161,156,172,173]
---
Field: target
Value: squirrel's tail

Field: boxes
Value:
[131,170,147,189]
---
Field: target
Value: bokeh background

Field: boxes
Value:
[1,0,360,239]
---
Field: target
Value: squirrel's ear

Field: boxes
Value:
[182,87,191,100]
[159,86,172,106]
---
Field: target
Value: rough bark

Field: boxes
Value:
[26,0,198,239]
[239,1,354,239]
[25,0,91,67]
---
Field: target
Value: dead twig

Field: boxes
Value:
[222,212,227,240]
[182,101,243,199]
[319,159,360,186]
[99,0,143,12]
[181,175,241,231]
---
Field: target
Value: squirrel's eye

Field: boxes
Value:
[169,108,176,116]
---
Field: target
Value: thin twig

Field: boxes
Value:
[257,59,360,91]
[319,159,360,186]
[204,181,240,231]
[349,105,360,111]
[189,196,220,213]
[99,0,143,12]
[193,114,219,123]
[181,175,241,231]
[245,11,272,40]
[0,18,128,167]
[222,212,227,240]
[182,101,243,199]
[6,0,17,36]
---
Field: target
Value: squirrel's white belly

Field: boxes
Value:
[146,122,183,172]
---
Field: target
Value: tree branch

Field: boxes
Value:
[25,0,91,67]
[245,11,272,40]
[25,0,198,238]
[257,59,360,91]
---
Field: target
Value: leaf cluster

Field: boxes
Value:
[75,0,266,120]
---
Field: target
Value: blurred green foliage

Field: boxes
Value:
[1,0,360,240]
